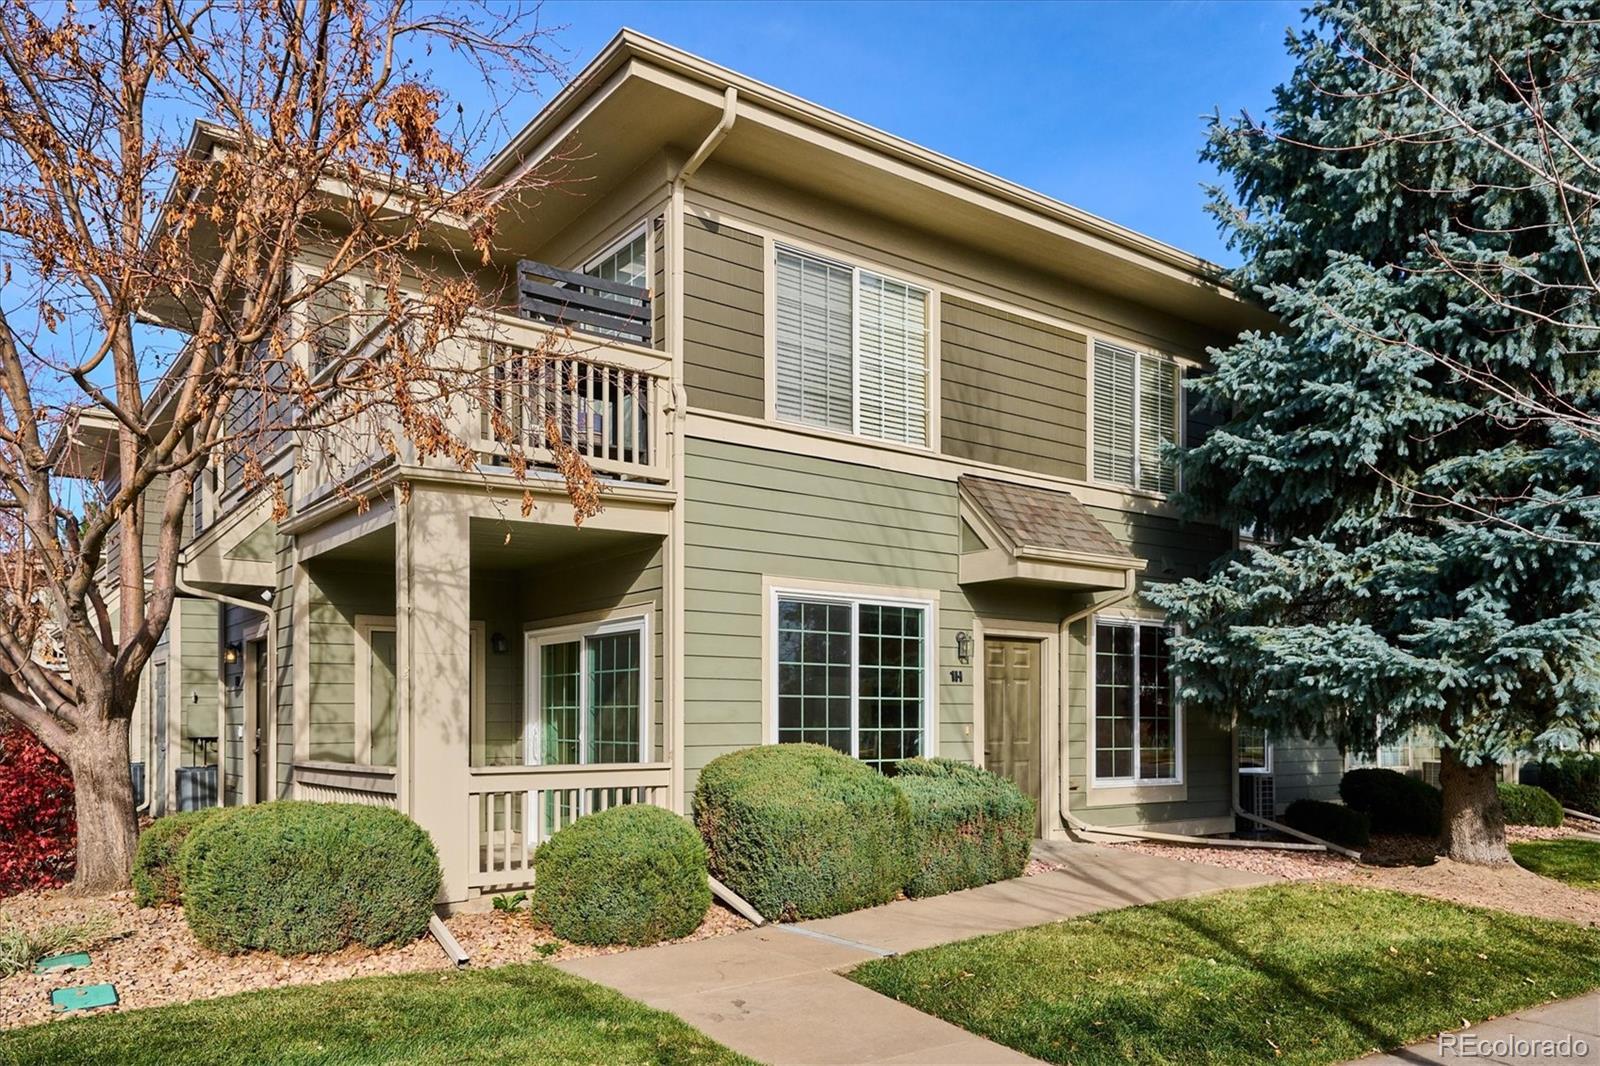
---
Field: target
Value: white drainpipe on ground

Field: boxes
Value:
[1054,567,1360,858]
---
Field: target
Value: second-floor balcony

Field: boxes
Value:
[293,294,672,511]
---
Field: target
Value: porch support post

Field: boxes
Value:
[397,488,474,903]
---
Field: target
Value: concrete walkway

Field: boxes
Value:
[1357,990,1600,1064]
[557,841,1273,1065]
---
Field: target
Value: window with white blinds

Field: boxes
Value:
[1092,340,1179,493]
[774,246,929,445]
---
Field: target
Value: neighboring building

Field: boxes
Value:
[73,32,1367,904]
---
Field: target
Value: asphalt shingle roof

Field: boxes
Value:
[960,475,1136,562]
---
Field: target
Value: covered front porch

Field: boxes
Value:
[289,479,675,903]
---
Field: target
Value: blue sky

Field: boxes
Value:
[514,1,1307,265]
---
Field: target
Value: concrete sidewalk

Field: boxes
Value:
[557,841,1274,1065]
[1357,991,1600,1064]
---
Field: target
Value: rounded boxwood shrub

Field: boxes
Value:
[132,808,228,907]
[693,743,912,921]
[1283,799,1370,849]
[1523,755,1600,817]
[179,801,441,955]
[1339,768,1442,836]
[531,804,710,946]
[893,758,1033,898]
[1497,781,1564,827]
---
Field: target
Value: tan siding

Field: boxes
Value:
[683,215,764,417]
[941,297,1088,479]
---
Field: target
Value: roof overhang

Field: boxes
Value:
[177,490,276,593]
[958,477,1144,591]
[483,30,1272,340]
[48,409,122,480]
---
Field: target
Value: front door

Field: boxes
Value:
[984,638,1043,832]
[251,641,270,802]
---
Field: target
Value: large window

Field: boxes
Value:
[773,592,930,772]
[1092,340,1179,493]
[774,246,929,446]
[526,617,647,766]
[1093,619,1180,785]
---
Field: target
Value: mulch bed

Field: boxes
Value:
[0,891,750,1030]
[1109,823,1600,928]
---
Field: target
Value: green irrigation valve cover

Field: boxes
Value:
[51,984,118,1012]
[33,951,92,974]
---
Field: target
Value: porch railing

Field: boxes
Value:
[480,343,669,483]
[517,259,652,347]
[466,763,672,891]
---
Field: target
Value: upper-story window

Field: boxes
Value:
[307,284,351,379]
[1092,340,1178,494]
[774,245,929,447]
[586,228,648,291]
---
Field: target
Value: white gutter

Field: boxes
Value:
[1056,567,1356,857]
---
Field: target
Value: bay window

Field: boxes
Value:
[1093,619,1180,785]
[773,592,930,772]
[1092,340,1179,493]
[774,246,929,446]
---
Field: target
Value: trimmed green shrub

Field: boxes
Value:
[132,808,227,908]
[179,801,440,955]
[531,805,710,946]
[1283,799,1370,848]
[1339,768,1442,836]
[1497,781,1564,827]
[693,743,913,921]
[1523,755,1600,817]
[893,758,1033,898]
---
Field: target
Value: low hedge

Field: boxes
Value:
[1496,781,1564,827]
[1283,799,1370,849]
[132,808,226,907]
[1339,768,1442,836]
[1522,755,1600,817]
[178,802,441,955]
[893,758,1033,898]
[693,744,912,922]
[532,805,710,946]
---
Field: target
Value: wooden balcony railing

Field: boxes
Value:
[466,763,672,890]
[517,259,652,347]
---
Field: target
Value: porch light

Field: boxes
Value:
[955,631,972,665]
[490,632,509,655]
[223,642,242,665]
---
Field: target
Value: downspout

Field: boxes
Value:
[663,87,737,814]
[1057,567,1356,857]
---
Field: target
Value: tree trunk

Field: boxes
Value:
[1439,748,1511,865]
[64,714,138,893]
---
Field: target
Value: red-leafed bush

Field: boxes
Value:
[0,716,75,895]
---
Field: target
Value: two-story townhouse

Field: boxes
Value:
[77,31,1359,905]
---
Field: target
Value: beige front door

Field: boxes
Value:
[984,638,1043,832]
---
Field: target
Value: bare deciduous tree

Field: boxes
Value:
[0,0,592,891]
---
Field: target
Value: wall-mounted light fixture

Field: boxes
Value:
[490,632,509,655]
[223,642,242,666]
[955,630,972,665]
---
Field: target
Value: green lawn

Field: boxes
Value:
[1512,838,1600,890]
[0,963,751,1066]
[851,884,1600,1066]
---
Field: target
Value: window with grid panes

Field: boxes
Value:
[1093,619,1180,784]
[529,620,645,765]
[775,595,928,772]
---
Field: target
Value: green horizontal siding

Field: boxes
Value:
[683,216,764,418]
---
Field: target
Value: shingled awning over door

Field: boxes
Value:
[957,475,1143,590]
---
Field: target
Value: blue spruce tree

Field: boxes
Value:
[1150,0,1600,863]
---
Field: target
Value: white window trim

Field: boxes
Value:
[523,613,651,768]
[769,241,935,450]
[1088,614,1184,788]
[1087,335,1189,499]
[354,614,397,768]
[1237,722,1273,775]
[764,584,936,764]
[583,221,648,280]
